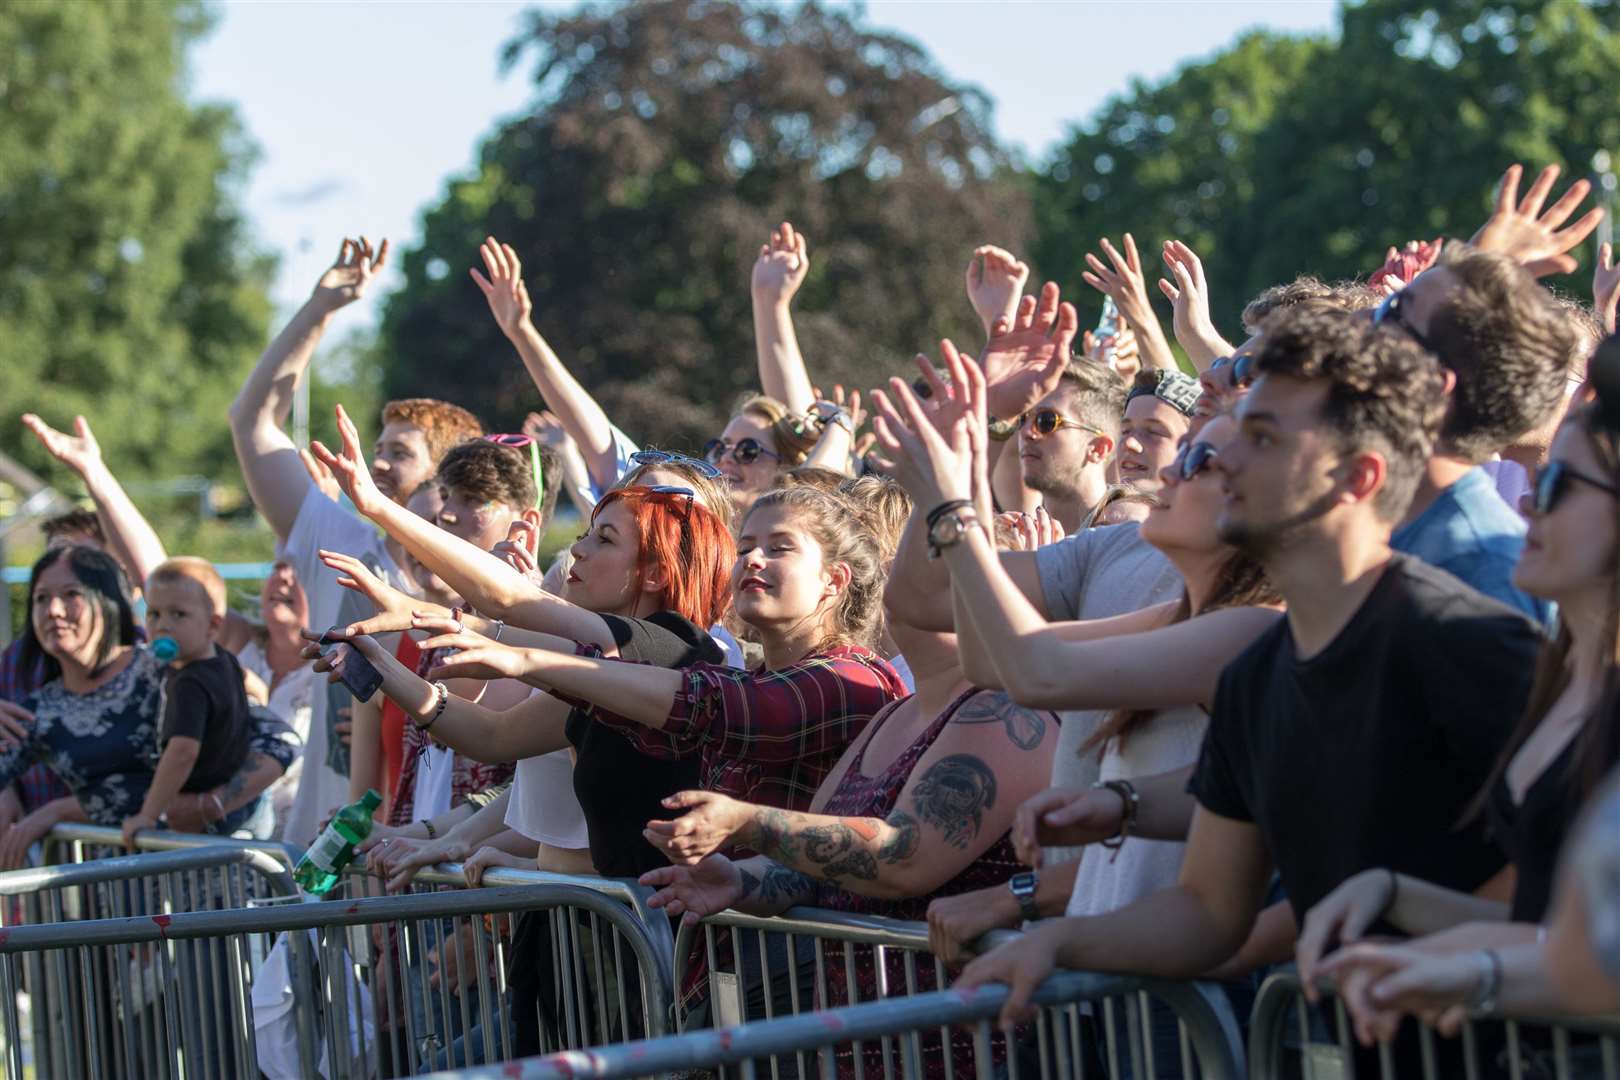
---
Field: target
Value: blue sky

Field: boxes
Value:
[189,1,1339,318]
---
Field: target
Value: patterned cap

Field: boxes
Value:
[1126,369,1203,417]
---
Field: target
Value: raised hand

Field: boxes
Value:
[751,222,810,306]
[996,507,1065,554]
[978,281,1079,422]
[469,236,534,339]
[21,414,102,479]
[522,409,572,450]
[319,550,417,635]
[643,790,751,866]
[1471,163,1605,278]
[308,403,387,518]
[1158,240,1234,367]
[639,854,745,927]
[1082,234,1175,370]
[1596,242,1620,335]
[869,342,985,510]
[965,245,1030,336]
[311,237,389,313]
[299,447,344,503]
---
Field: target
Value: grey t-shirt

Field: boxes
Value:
[1033,523,1184,863]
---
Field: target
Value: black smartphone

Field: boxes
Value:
[320,629,385,704]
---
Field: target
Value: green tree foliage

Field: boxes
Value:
[1037,0,1620,343]
[0,0,275,485]
[380,0,1030,449]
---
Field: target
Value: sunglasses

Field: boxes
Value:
[1021,408,1104,437]
[1531,460,1620,515]
[703,437,781,466]
[1170,440,1219,481]
[483,433,544,509]
[1372,290,1437,354]
[630,449,721,479]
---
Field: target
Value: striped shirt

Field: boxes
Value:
[573,645,907,812]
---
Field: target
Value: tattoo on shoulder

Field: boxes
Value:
[950,692,1048,751]
[910,754,997,850]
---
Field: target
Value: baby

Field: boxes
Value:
[121,557,254,846]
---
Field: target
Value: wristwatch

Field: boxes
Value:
[1008,871,1040,922]
[927,506,982,559]
[809,401,854,434]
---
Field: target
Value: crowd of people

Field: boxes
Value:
[6,158,1620,1073]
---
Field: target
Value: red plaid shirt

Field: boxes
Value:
[571,645,907,812]
[387,646,515,827]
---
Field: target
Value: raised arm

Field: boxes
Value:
[644,688,1054,899]
[1081,233,1178,373]
[1470,163,1604,278]
[965,246,1030,343]
[471,238,631,494]
[1157,240,1236,371]
[22,414,166,587]
[751,222,817,414]
[229,237,387,540]
[310,403,613,648]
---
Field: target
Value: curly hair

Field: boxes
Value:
[1426,248,1576,463]
[381,398,484,464]
[1242,276,1382,335]
[739,486,886,650]
[1253,308,1446,520]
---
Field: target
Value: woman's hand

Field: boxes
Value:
[21,414,104,480]
[462,845,530,887]
[1317,943,1482,1045]
[415,614,536,682]
[309,403,391,519]
[868,341,985,510]
[996,508,1065,553]
[928,885,1020,967]
[751,222,810,307]
[470,236,534,341]
[953,920,1063,1030]
[301,628,389,687]
[320,550,418,635]
[1009,786,1124,868]
[0,700,34,751]
[965,245,1030,337]
[643,790,753,866]
[163,793,212,833]
[1296,868,1398,998]
[639,854,745,927]
[0,809,55,870]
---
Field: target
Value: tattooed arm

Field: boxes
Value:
[641,853,818,923]
[644,690,1058,900]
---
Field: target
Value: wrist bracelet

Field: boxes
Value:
[1467,948,1503,1016]
[925,499,974,530]
[208,792,226,823]
[1093,779,1140,859]
[490,619,505,642]
[419,681,450,731]
[423,818,438,840]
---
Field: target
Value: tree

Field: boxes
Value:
[0,0,275,486]
[380,0,1030,449]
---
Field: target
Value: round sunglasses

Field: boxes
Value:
[1021,408,1104,437]
[1531,460,1620,515]
[1208,354,1257,391]
[1170,440,1219,481]
[703,437,781,466]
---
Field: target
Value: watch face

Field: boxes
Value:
[931,515,964,547]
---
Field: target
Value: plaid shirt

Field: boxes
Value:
[387,646,515,828]
[572,645,907,813]
[0,640,73,813]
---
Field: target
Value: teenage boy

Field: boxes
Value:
[956,310,1540,1065]
[229,237,483,844]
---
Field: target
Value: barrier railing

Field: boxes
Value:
[671,906,1245,1080]
[1248,968,1620,1080]
[431,967,1245,1080]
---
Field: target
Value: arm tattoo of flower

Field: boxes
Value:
[949,691,1048,751]
[910,754,997,849]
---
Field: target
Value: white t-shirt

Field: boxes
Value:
[504,749,590,849]
[236,641,316,837]
[279,489,415,846]
[1063,704,1207,918]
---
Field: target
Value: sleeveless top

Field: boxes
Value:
[815,687,1047,1079]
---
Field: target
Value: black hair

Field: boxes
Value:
[19,545,138,684]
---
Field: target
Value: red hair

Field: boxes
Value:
[593,487,730,628]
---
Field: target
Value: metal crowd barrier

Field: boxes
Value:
[1248,968,1620,1080]
[432,967,1245,1080]
[671,906,1245,1080]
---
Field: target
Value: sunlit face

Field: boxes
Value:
[1018,384,1104,497]
[403,485,455,603]
[730,503,838,633]
[145,578,219,664]
[1514,422,1619,603]
[370,422,435,505]
[30,559,103,668]
[258,561,308,632]
[707,413,780,510]
[1216,375,1351,556]
[436,489,522,554]
[565,499,644,615]
[1116,395,1190,494]
[1197,334,1261,418]
[1141,416,1236,556]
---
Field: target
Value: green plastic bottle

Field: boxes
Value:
[293,789,382,895]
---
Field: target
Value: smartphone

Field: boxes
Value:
[320,629,385,704]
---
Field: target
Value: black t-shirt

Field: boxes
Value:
[159,647,252,794]
[1190,555,1539,920]
[565,611,719,878]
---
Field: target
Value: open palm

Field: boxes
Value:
[979,281,1078,422]
[21,414,101,477]
[641,855,744,925]
[311,237,388,312]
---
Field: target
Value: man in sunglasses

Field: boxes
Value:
[1371,248,1574,622]
[959,309,1541,1077]
[1115,369,1200,493]
[1009,362,1128,533]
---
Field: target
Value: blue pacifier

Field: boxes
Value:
[151,636,180,662]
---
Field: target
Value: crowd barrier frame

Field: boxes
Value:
[1247,967,1620,1080]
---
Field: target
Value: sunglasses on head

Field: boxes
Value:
[630,449,721,479]
[1531,460,1620,515]
[1170,440,1219,481]
[702,437,781,466]
[1372,290,1437,354]
[1021,408,1103,437]
[482,433,544,509]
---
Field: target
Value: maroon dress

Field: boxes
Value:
[813,688,1051,1078]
